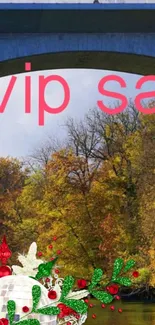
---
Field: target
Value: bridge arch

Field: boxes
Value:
[1,4,155,77]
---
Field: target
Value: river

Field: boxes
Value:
[85,301,155,325]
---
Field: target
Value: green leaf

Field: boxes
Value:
[36,306,60,315]
[60,276,74,300]
[90,269,103,288]
[114,277,132,286]
[35,258,57,280]
[7,300,16,324]
[112,258,124,280]
[62,298,88,314]
[32,285,41,311]
[91,290,113,304]
[16,320,40,325]
[124,260,136,272]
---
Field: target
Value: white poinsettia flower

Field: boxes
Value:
[12,242,44,277]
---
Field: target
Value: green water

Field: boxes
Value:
[85,301,155,325]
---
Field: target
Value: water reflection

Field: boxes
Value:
[86,302,155,325]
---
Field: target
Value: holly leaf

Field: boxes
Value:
[60,276,74,300]
[124,260,136,272]
[35,258,57,280]
[36,306,60,315]
[7,300,16,324]
[32,285,41,311]
[89,269,103,289]
[91,290,113,304]
[62,298,88,314]
[114,277,132,286]
[112,258,124,280]
[16,320,40,325]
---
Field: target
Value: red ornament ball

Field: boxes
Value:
[89,304,94,308]
[118,308,123,313]
[48,245,53,249]
[132,271,139,278]
[115,295,121,300]
[57,250,62,255]
[37,252,43,257]
[77,279,87,289]
[57,303,79,319]
[53,236,57,241]
[0,266,12,278]
[67,323,71,325]
[50,257,55,261]
[108,284,119,295]
[55,269,60,274]
[22,306,30,313]
[0,319,9,325]
[110,306,115,311]
[84,299,89,303]
[48,290,57,300]
[92,314,96,319]
[45,278,50,283]
[101,304,106,308]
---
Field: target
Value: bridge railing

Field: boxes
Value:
[0,0,154,3]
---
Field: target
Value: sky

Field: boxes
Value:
[1,69,155,159]
[0,0,155,158]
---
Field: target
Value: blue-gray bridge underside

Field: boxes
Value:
[1,4,155,77]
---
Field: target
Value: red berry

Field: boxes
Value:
[50,257,55,261]
[115,295,121,300]
[48,245,53,249]
[77,279,87,289]
[55,269,60,274]
[84,299,89,303]
[67,323,71,325]
[108,284,119,295]
[45,278,50,283]
[48,290,57,300]
[118,308,123,313]
[110,306,115,311]
[101,304,106,308]
[0,319,9,325]
[89,304,93,308]
[132,271,139,278]
[53,236,57,241]
[92,314,96,319]
[22,306,30,313]
[37,252,43,257]
[57,250,62,255]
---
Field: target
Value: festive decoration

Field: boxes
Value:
[0,236,12,265]
[0,237,137,325]
[132,271,139,278]
[107,284,119,295]
[12,243,44,277]
[0,265,12,278]
[77,280,87,289]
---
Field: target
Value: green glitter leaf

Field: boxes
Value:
[90,269,103,288]
[112,258,124,280]
[60,276,74,300]
[62,298,88,314]
[114,277,132,286]
[124,260,136,272]
[16,320,40,325]
[32,285,41,311]
[7,300,16,324]
[90,290,113,304]
[35,306,60,315]
[35,258,57,280]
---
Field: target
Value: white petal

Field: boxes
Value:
[67,290,89,300]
